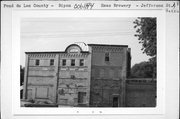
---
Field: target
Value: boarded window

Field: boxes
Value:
[78,92,86,104]
[62,59,66,66]
[35,59,40,66]
[50,59,54,66]
[35,87,48,99]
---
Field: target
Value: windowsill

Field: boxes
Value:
[105,61,110,64]
[60,66,88,68]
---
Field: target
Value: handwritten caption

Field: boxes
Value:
[3,3,95,10]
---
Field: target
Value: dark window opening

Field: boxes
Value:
[79,59,84,66]
[71,75,75,79]
[35,59,40,66]
[50,59,54,66]
[62,59,66,66]
[71,59,75,66]
[105,53,110,62]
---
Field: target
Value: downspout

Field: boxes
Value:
[23,54,30,100]
[55,54,60,104]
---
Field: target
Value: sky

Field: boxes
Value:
[20,17,151,67]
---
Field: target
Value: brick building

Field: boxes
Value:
[23,42,131,107]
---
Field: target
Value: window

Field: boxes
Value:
[78,92,86,104]
[79,59,84,66]
[105,53,110,61]
[62,59,66,66]
[35,59,40,66]
[71,59,75,66]
[50,59,54,66]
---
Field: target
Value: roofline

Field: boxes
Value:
[88,44,128,47]
[25,51,90,54]
[65,44,83,52]
[25,51,64,54]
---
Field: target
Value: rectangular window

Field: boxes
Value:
[50,59,54,66]
[71,59,75,66]
[35,59,40,66]
[79,59,84,66]
[78,92,86,104]
[105,53,110,61]
[62,59,66,66]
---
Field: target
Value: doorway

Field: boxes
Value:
[112,96,119,107]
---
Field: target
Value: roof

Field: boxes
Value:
[88,44,128,47]
[25,51,64,54]
[25,51,89,54]
[74,42,89,52]
[25,43,128,54]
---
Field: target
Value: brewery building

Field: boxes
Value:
[23,42,131,107]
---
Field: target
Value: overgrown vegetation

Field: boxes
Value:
[133,18,157,79]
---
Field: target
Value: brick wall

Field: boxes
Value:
[90,46,128,107]
[57,53,91,106]
[125,79,156,107]
[23,53,59,103]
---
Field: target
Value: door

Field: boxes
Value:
[112,97,119,107]
[78,92,86,104]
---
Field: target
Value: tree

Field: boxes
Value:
[133,18,156,79]
[20,65,25,86]
[131,61,153,78]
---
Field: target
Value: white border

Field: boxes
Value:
[12,10,166,115]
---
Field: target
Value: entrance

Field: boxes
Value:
[78,92,86,104]
[112,97,119,107]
